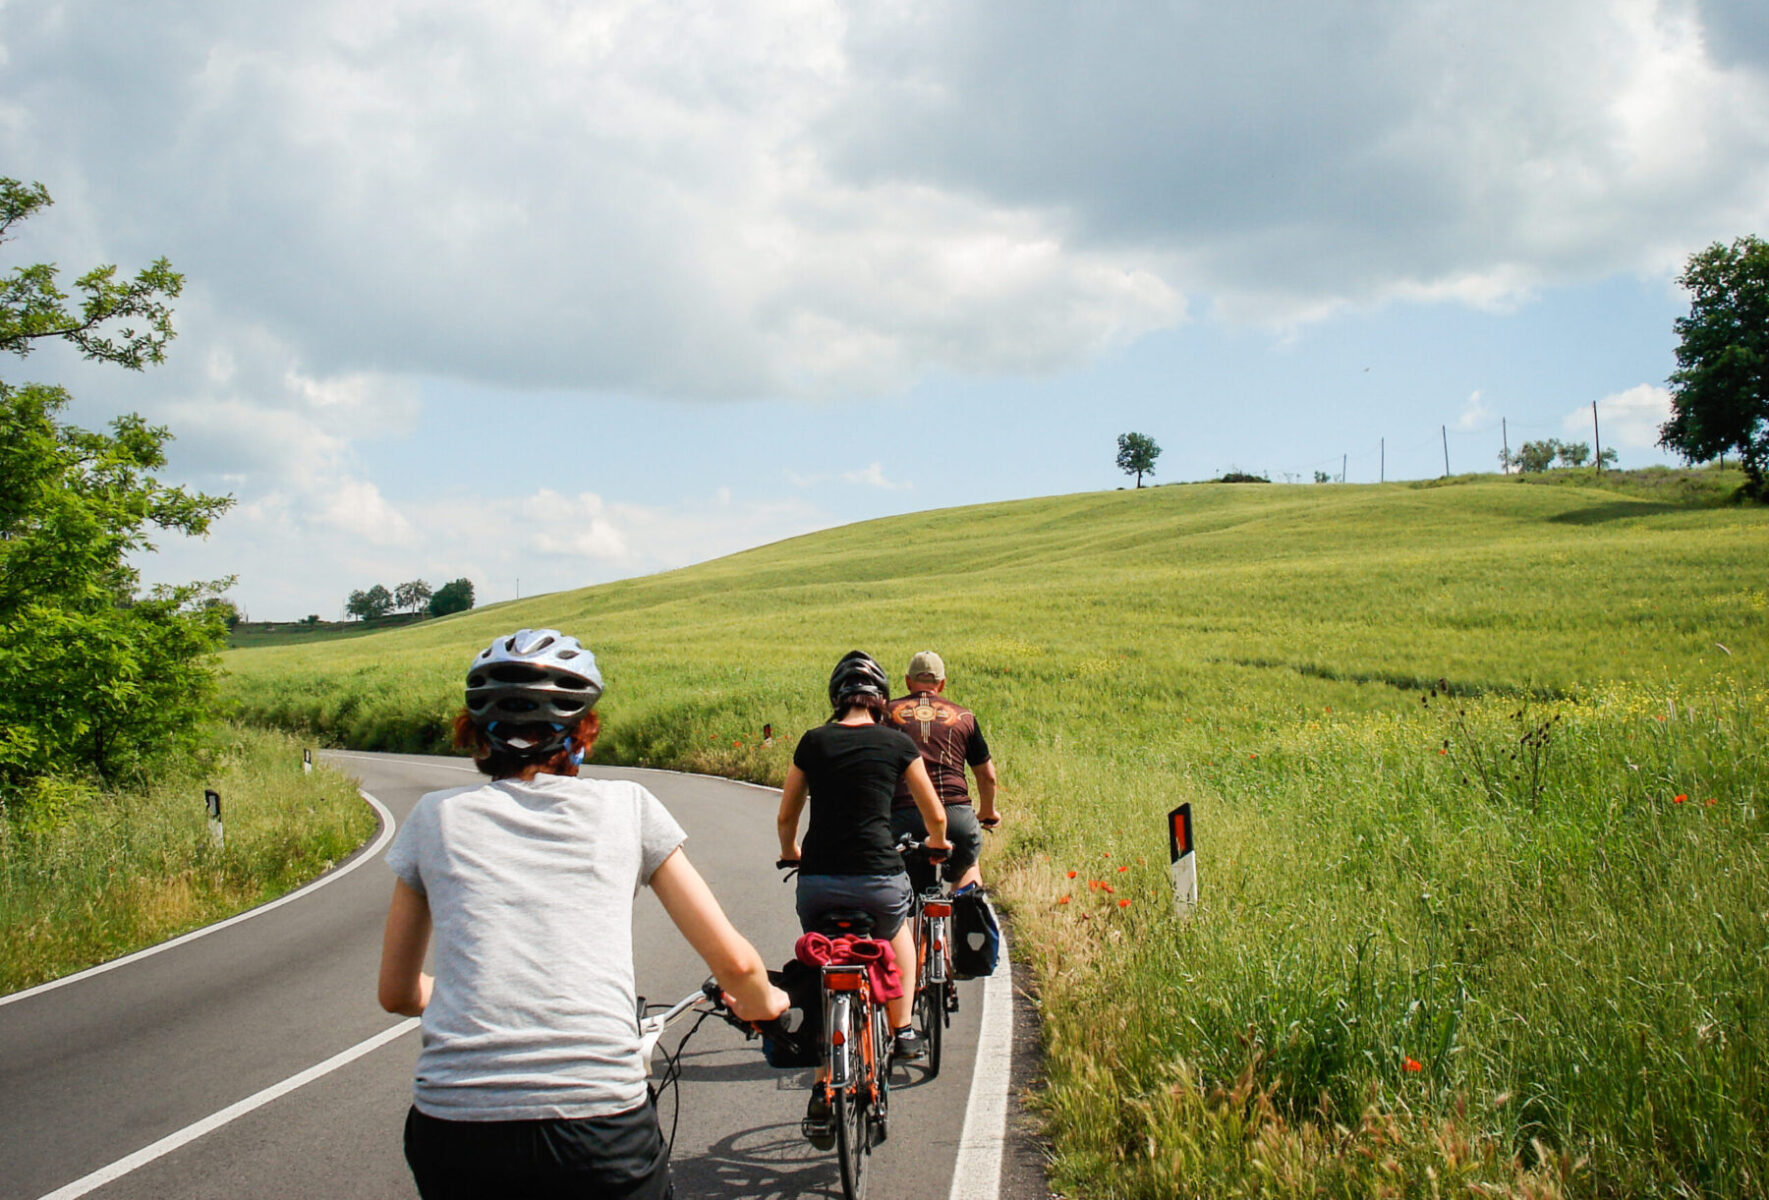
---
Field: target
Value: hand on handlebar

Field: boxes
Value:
[924,836,952,865]
[702,976,791,1025]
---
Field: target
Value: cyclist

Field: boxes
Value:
[378,628,787,1200]
[776,650,950,1072]
[885,650,1000,891]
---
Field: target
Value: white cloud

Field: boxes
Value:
[1456,390,1491,431]
[9,0,1763,401]
[1568,383,1674,449]
[841,462,913,491]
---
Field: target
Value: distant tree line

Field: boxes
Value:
[345,577,474,620]
[1500,439,1617,474]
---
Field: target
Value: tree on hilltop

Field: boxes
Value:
[346,584,394,620]
[395,579,432,613]
[1659,235,1769,494]
[428,578,475,617]
[0,178,233,789]
[1116,432,1161,488]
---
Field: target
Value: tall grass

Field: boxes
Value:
[223,478,1769,1196]
[0,725,375,994]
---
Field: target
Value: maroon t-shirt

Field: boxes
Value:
[886,690,991,809]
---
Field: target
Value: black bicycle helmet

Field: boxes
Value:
[827,650,888,712]
[465,628,604,755]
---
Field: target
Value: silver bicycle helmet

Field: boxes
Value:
[827,650,889,711]
[465,628,604,755]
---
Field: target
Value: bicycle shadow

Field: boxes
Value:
[669,1120,841,1200]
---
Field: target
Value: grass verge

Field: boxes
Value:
[1,725,376,995]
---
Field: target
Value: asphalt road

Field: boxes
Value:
[0,751,1018,1200]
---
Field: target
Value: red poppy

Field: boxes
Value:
[1067,870,1077,879]
[1674,794,1688,804]
[1088,880,1102,890]
[1102,852,1111,858]
[1117,898,1131,908]
[1102,884,1115,894]
[1438,748,1449,756]
[1117,865,1128,873]
[1248,753,1258,760]
[1058,895,1071,905]
[1404,1057,1423,1073]
[1706,798,1717,807]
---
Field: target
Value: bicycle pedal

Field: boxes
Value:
[801,1117,836,1150]
[946,990,960,1014]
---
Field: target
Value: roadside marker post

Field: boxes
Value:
[302,748,312,774]
[1168,803,1196,918]
[205,789,224,849]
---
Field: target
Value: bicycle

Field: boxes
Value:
[898,836,956,1078]
[775,860,895,1200]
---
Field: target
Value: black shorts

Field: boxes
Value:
[404,1100,673,1200]
[891,804,982,884]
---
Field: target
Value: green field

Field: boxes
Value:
[225,474,1769,1197]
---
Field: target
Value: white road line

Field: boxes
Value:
[34,1018,420,1200]
[948,931,1013,1200]
[0,789,396,1009]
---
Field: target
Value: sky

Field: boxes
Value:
[4,0,1767,619]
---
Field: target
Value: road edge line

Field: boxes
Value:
[33,1017,421,1200]
[1,789,397,1009]
[948,929,1013,1200]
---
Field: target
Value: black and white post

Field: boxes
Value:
[204,789,224,849]
[1168,803,1197,918]
[302,747,312,775]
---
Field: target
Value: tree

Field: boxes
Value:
[394,578,433,613]
[1598,446,1618,469]
[1515,439,1560,473]
[1116,432,1161,488]
[428,577,476,617]
[1556,441,1591,468]
[1659,235,1769,494]
[201,597,243,631]
[0,179,232,789]
[346,584,394,620]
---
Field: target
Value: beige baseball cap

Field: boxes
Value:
[906,650,946,681]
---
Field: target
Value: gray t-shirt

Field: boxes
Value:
[385,774,687,1120]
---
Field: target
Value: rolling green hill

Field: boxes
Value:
[226,477,1768,1198]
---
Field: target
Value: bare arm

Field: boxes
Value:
[974,759,1000,825]
[905,758,949,850]
[378,879,434,1016]
[777,764,808,861]
[650,847,788,1022]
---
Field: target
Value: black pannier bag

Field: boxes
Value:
[950,885,1000,979]
[761,959,822,1068]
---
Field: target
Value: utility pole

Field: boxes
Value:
[516,577,521,600]
[1380,438,1385,483]
[1441,425,1450,477]
[1502,418,1510,474]
[1592,401,1603,473]
[1341,453,1347,483]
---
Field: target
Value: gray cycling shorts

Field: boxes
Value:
[796,871,913,940]
[891,804,982,883]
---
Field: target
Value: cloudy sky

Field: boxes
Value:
[5,0,1766,618]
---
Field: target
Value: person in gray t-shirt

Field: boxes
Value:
[379,629,786,1200]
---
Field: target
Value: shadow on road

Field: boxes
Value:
[670,1121,839,1200]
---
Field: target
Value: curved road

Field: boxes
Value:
[1,751,1017,1200]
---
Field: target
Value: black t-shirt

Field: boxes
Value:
[793,721,920,876]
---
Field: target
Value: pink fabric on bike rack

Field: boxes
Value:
[793,933,905,1001]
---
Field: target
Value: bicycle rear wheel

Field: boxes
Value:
[915,981,944,1077]
[834,1080,870,1199]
